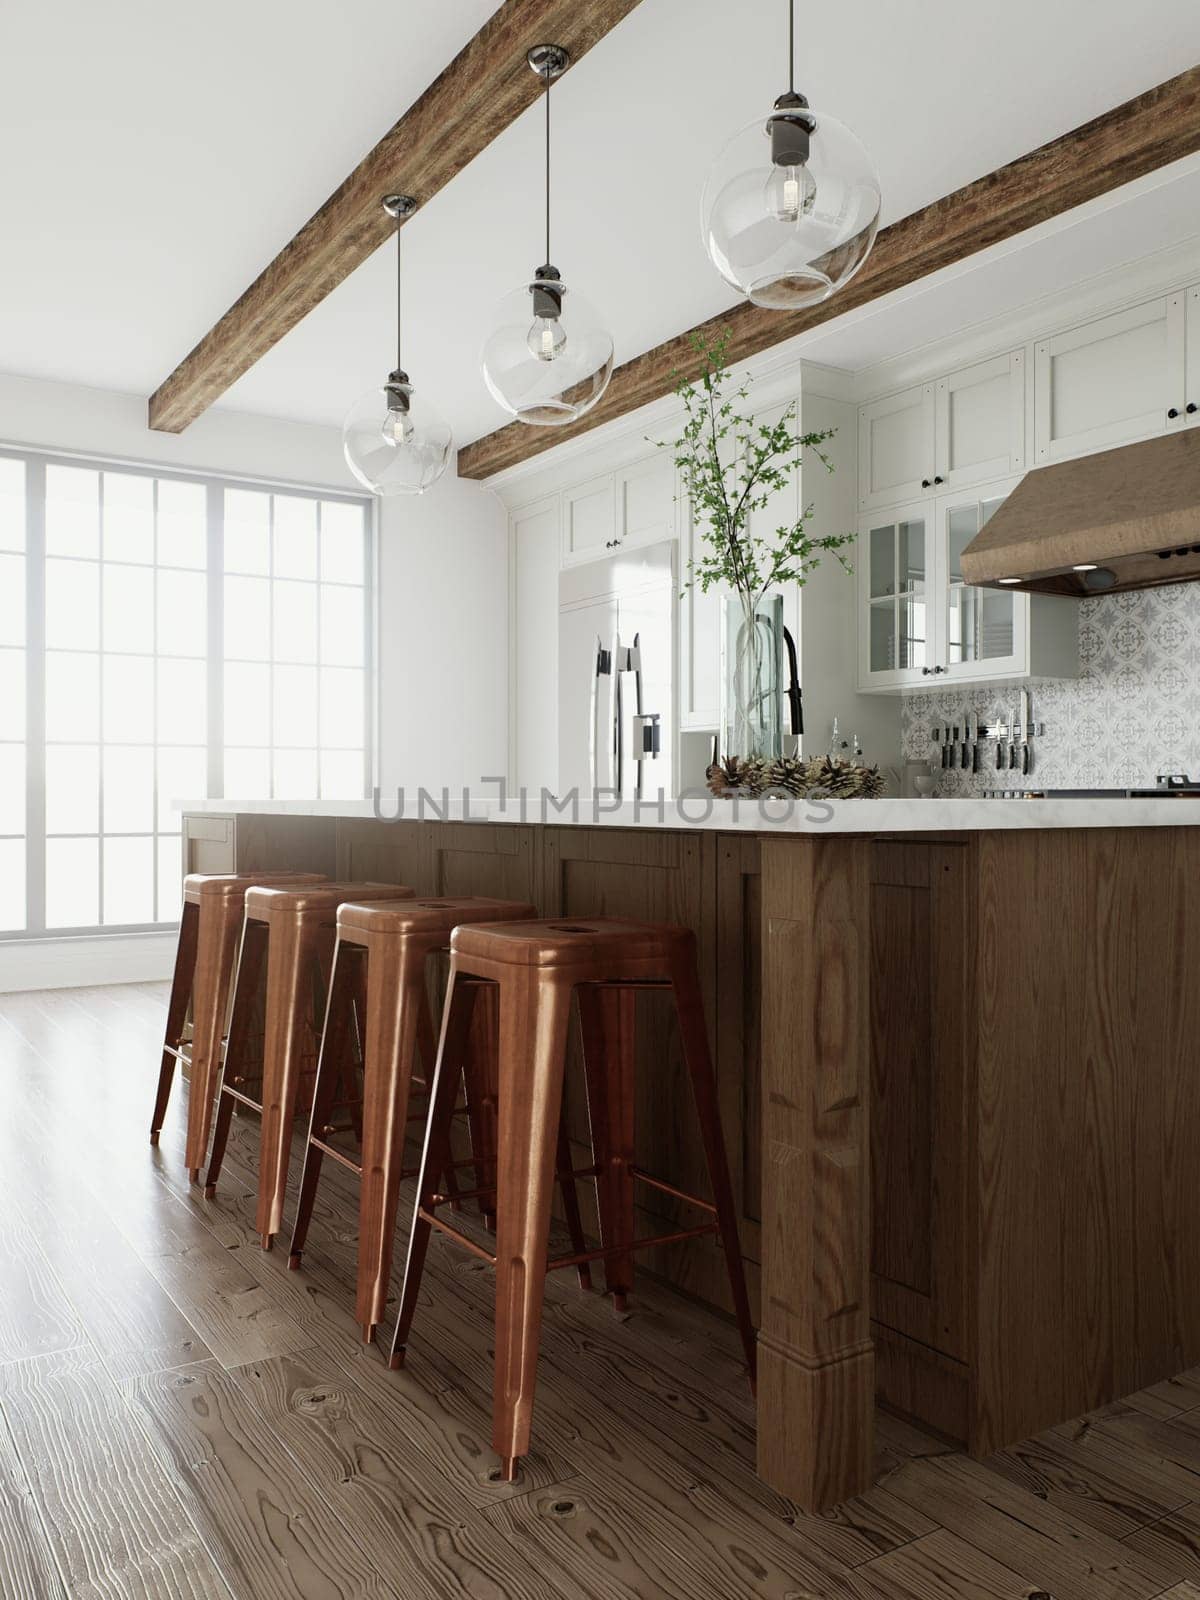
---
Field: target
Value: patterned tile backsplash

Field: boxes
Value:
[900,585,1200,794]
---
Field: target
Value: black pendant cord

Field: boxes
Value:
[543,66,552,265]
[788,0,795,94]
[395,222,404,372]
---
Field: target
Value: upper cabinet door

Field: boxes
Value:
[1033,295,1186,463]
[858,383,936,512]
[933,351,1025,492]
[1185,285,1200,430]
[562,474,615,564]
[937,483,1027,683]
[616,454,675,551]
[858,500,936,690]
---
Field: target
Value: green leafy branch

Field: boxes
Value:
[657,331,853,610]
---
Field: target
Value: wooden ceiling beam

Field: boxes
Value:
[148,0,642,434]
[458,64,1200,481]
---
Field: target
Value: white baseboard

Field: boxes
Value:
[0,931,177,993]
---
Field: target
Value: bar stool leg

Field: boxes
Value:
[577,984,637,1311]
[492,968,573,1482]
[288,941,361,1270]
[668,942,757,1385]
[184,896,244,1179]
[462,983,498,1227]
[203,919,268,1199]
[388,969,479,1371]
[150,900,199,1147]
[356,942,424,1344]
[256,914,324,1248]
[415,978,464,1214]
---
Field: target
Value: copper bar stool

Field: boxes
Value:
[388,916,757,1481]
[149,870,326,1177]
[287,896,593,1346]
[203,882,412,1247]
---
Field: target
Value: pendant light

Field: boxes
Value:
[343,195,453,496]
[701,0,881,311]
[480,45,614,427]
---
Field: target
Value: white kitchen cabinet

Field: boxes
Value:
[858,383,935,510]
[1033,294,1186,463]
[678,495,724,731]
[1185,285,1200,429]
[617,454,675,550]
[562,474,614,563]
[858,477,1077,693]
[859,353,1024,512]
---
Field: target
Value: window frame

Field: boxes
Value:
[0,441,374,943]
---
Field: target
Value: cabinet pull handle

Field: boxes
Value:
[921,666,930,675]
[921,478,931,488]
[1168,407,1181,420]
[933,475,944,485]
[1188,403,1198,415]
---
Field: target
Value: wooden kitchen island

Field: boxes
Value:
[181,800,1200,1511]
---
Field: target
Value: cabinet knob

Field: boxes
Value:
[933,475,944,485]
[921,666,930,676]
[933,665,945,675]
[1188,403,1198,415]
[1168,407,1181,420]
[921,478,931,488]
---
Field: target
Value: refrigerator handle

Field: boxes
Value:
[612,632,623,796]
[590,634,612,795]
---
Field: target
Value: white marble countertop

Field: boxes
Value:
[176,794,1200,834]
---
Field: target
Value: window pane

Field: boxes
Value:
[224,489,270,574]
[102,473,154,564]
[273,580,318,663]
[319,668,363,749]
[46,652,99,740]
[157,658,205,744]
[157,836,183,921]
[46,744,99,833]
[157,747,206,830]
[273,748,317,799]
[45,558,99,649]
[223,747,271,798]
[0,554,24,645]
[103,565,155,653]
[224,661,270,746]
[103,835,154,925]
[103,745,154,832]
[319,585,363,667]
[0,745,25,833]
[46,466,99,558]
[102,655,154,743]
[273,665,317,746]
[156,569,206,657]
[273,495,317,579]
[0,838,25,930]
[0,459,24,552]
[46,836,99,928]
[157,479,206,570]
[224,574,269,660]
[0,649,23,741]
[320,501,364,584]
[320,750,364,800]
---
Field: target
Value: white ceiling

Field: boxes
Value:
[2,0,1199,449]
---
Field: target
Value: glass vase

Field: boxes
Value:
[721,592,784,763]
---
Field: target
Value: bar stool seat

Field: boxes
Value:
[149,870,327,1177]
[388,914,756,1481]
[288,895,593,1346]
[203,881,413,1247]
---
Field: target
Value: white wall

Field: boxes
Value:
[375,467,509,797]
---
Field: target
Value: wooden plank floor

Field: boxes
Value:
[3,985,1200,1598]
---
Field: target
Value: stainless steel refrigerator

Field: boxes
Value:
[558,540,675,802]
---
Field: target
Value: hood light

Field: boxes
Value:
[997,577,1020,585]
[1072,563,1098,572]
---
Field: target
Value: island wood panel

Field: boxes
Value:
[233,813,339,879]
[335,817,431,891]
[868,840,971,1368]
[758,835,874,1510]
[973,826,1200,1456]
[714,834,763,1265]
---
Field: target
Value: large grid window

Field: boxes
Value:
[0,448,371,940]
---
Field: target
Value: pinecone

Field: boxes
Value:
[706,755,746,797]
[762,756,807,796]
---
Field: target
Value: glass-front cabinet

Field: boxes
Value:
[859,474,1053,691]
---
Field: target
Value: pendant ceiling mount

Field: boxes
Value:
[701,0,881,311]
[480,40,614,428]
[342,193,453,497]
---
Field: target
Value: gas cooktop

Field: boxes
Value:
[983,775,1200,798]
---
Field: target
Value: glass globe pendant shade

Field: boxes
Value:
[481,268,614,427]
[701,97,881,311]
[342,372,453,496]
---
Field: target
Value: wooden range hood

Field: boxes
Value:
[960,429,1200,597]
